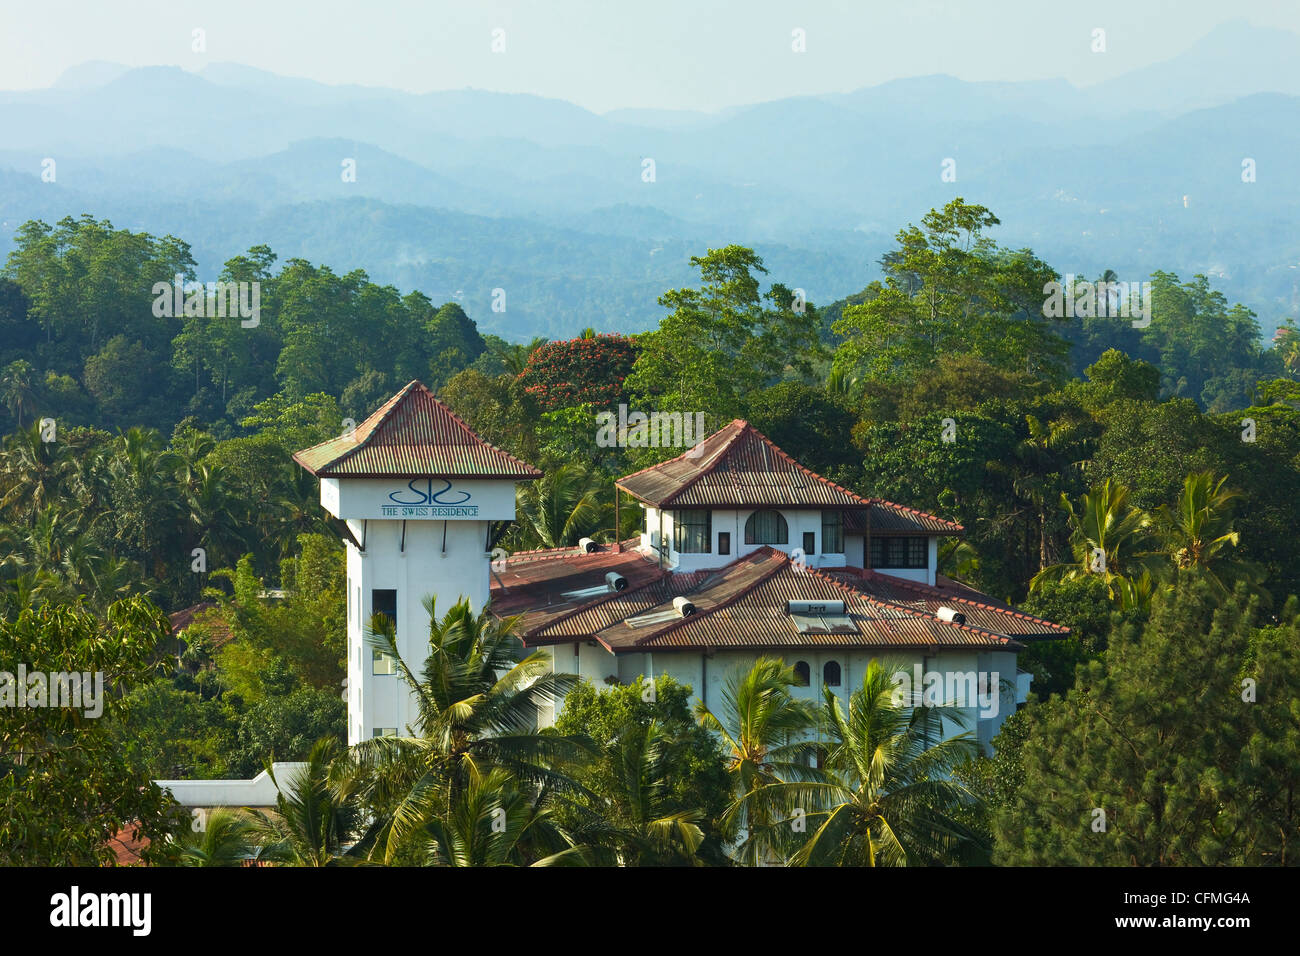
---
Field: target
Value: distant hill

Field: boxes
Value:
[2,18,1298,339]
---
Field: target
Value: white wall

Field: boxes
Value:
[843,533,936,583]
[345,517,495,745]
[542,644,1023,756]
[643,506,850,573]
[156,763,306,807]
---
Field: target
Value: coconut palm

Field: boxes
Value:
[176,808,257,867]
[513,461,604,549]
[576,718,705,866]
[755,659,987,866]
[0,359,39,430]
[248,737,373,866]
[1153,471,1260,597]
[0,423,74,523]
[995,413,1093,571]
[1031,477,1155,608]
[493,336,549,375]
[350,597,586,863]
[421,764,586,866]
[694,657,818,862]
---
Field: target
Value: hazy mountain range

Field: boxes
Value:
[2,18,1298,340]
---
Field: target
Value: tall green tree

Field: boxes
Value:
[626,245,822,422]
[996,583,1300,865]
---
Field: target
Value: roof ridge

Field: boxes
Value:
[614,419,742,486]
[803,564,1013,643]
[417,386,542,475]
[740,422,871,505]
[619,418,871,509]
[865,570,1069,631]
[632,546,789,646]
[289,380,418,462]
[659,420,749,506]
[526,567,674,637]
[328,379,422,470]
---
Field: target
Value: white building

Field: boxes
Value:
[284,381,1068,756]
[292,381,541,745]
[490,417,1068,753]
[163,381,1070,808]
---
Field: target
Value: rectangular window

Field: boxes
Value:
[821,511,844,554]
[372,728,397,738]
[802,531,816,555]
[870,536,928,569]
[372,588,397,628]
[718,531,731,555]
[372,647,396,675]
[672,510,711,553]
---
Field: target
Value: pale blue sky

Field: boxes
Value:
[3,0,1299,112]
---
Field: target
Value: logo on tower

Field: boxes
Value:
[382,478,478,517]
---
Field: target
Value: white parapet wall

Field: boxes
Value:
[154,763,307,807]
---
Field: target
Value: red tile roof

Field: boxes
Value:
[493,547,1053,653]
[826,569,1068,636]
[616,420,871,509]
[293,381,541,479]
[845,500,965,535]
[490,542,667,634]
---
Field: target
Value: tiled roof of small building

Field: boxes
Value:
[616,420,870,509]
[293,381,541,479]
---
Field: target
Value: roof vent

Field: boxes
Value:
[578,537,598,554]
[605,572,629,592]
[937,606,966,625]
[672,596,697,617]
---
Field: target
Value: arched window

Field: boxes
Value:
[745,509,789,545]
[793,660,810,687]
[823,660,842,687]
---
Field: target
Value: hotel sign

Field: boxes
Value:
[319,477,517,521]
[382,478,478,517]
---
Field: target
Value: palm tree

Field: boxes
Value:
[493,336,549,375]
[1153,471,1259,597]
[580,719,705,866]
[695,657,818,863]
[176,808,256,867]
[248,737,373,866]
[996,413,1093,571]
[1031,477,1155,608]
[513,461,604,549]
[350,598,586,863]
[756,659,987,866]
[421,764,586,866]
[825,366,861,402]
[0,423,74,524]
[0,359,39,430]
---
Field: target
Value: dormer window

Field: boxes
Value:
[745,510,788,545]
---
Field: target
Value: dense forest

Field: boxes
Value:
[3,198,1299,865]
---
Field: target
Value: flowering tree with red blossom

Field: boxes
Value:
[517,334,639,411]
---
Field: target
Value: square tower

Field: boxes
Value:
[294,381,540,744]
